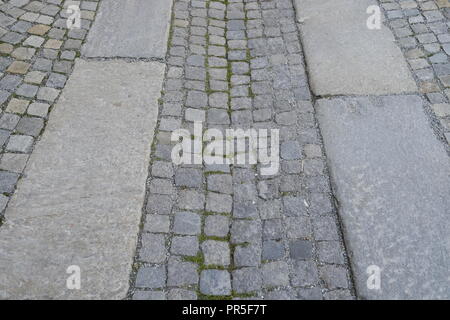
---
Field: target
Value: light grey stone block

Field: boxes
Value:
[0,60,164,299]
[317,95,450,299]
[293,0,417,95]
[83,0,173,59]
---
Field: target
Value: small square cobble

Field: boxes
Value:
[202,240,230,266]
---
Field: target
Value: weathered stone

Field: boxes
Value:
[231,220,261,244]
[27,24,51,36]
[6,61,30,74]
[294,0,416,95]
[291,260,320,287]
[200,270,231,295]
[173,211,201,235]
[0,171,19,194]
[5,134,33,153]
[261,261,289,287]
[168,257,198,286]
[234,244,261,267]
[171,235,199,256]
[132,290,166,300]
[317,95,450,299]
[204,215,229,237]
[167,289,197,300]
[177,190,205,210]
[135,265,166,289]
[144,214,170,233]
[289,240,313,260]
[83,0,172,59]
[6,98,29,114]
[0,153,28,174]
[232,268,262,293]
[262,240,285,260]
[202,240,230,266]
[206,192,232,213]
[0,60,164,299]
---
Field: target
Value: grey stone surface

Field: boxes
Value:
[232,268,262,293]
[289,240,313,260]
[204,215,229,237]
[317,95,450,299]
[167,288,197,300]
[131,0,354,300]
[206,192,232,213]
[135,266,166,289]
[262,240,285,260]
[202,240,230,266]
[132,290,166,300]
[173,211,201,235]
[5,134,33,153]
[0,171,19,194]
[144,214,170,233]
[0,129,10,147]
[168,257,198,286]
[83,0,173,59]
[0,60,164,299]
[139,233,166,263]
[0,153,28,174]
[291,260,319,287]
[171,235,199,256]
[234,244,261,267]
[200,270,231,295]
[261,261,290,287]
[294,0,417,95]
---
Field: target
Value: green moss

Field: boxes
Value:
[182,252,204,265]
[198,293,233,300]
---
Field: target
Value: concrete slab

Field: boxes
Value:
[316,95,450,299]
[82,0,172,59]
[0,59,164,299]
[293,0,417,96]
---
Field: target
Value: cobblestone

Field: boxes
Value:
[130,0,354,300]
[380,0,450,149]
[0,0,100,218]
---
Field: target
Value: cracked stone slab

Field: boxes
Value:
[294,0,417,95]
[316,95,450,299]
[82,0,173,59]
[0,59,164,299]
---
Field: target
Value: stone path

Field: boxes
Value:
[295,0,450,299]
[317,95,450,299]
[129,0,354,300]
[0,0,448,300]
[82,0,172,59]
[0,0,99,217]
[0,0,168,299]
[379,0,450,149]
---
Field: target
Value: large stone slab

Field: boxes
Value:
[0,59,164,299]
[294,0,417,95]
[82,0,172,59]
[316,95,450,299]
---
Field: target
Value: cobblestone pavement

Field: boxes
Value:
[129,0,355,300]
[0,0,99,219]
[380,0,450,149]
